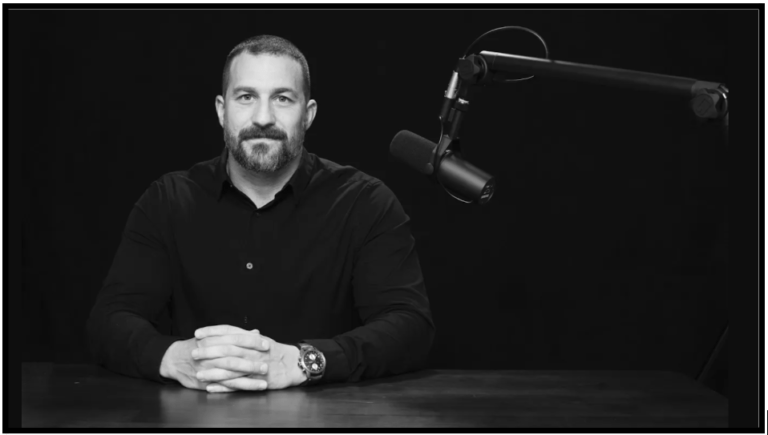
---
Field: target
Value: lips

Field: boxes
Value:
[245,135,283,140]
[243,138,281,144]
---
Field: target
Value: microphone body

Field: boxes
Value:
[437,151,495,204]
[390,130,495,204]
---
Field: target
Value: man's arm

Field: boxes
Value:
[87,181,184,382]
[301,180,436,383]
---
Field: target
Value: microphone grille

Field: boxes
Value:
[389,130,437,175]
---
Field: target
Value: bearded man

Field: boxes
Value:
[87,35,435,393]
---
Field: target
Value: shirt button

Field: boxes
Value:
[246,262,253,270]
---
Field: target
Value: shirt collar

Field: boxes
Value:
[215,146,314,203]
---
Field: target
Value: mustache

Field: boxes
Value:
[238,125,287,142]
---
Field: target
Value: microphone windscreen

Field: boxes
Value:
[389,130,437,175]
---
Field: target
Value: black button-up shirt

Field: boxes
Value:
[87,146,435,385]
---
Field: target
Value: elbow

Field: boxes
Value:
[85,302,107,365]
[417,315,436,369]
[398,309,435,373]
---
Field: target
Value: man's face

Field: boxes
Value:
[216,53,316,174]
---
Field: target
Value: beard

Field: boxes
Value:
[224,119,305,174]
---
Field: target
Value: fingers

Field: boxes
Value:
[196,367,251,383]
[197,357,269,378]
[192,344,247,360]
[206,383,238,394]
[198,366,266,384]
[217,376,269,392]
[195,325,258,339]
[197,334,270,352]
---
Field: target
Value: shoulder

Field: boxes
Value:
[310,156,409,240]
[312,155,400,210]
[135,155,219,210]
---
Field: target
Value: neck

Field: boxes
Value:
[226,151,302,201]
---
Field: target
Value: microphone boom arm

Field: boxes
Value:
[424,46,728,205]
[459,51,728,123]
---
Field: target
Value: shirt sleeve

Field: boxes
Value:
[86,181,184,383]
[302,180,436,383]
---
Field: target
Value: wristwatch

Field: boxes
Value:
[295,343,326,386]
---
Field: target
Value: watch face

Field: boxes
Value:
[302,350,325,374]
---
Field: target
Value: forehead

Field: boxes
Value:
[227,52,303,94]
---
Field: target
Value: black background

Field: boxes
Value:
[8,6,758,419]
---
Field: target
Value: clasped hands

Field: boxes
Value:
[160,324,307,393]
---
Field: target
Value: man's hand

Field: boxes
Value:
[158,333,261,391]
[193,325,308,393]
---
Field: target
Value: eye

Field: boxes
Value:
[276,95,292,103]
[238,94,254,102]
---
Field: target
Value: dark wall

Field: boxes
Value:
[12,9,734,382]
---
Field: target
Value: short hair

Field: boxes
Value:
[221,35,311,101]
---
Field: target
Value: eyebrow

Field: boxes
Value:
[232,86,298,97]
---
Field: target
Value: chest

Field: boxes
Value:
[170,196,358,291]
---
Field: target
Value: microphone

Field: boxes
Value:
[389,130,496,204]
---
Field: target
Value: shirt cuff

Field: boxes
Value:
[140,334,185,384]
[300,338,350,385]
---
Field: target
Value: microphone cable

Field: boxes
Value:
[437,26,550,203]
[463,25,550,83]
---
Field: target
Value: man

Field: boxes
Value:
[87,35,435,394]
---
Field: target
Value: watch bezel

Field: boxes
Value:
[298,343,326,380]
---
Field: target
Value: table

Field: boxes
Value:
[21,363,727,428]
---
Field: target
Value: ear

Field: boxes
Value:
[215,95,225,128]
[303,99,318,130]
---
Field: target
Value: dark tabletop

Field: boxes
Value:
[21,363,727,428]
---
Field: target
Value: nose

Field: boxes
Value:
[251,98,276,127]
